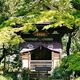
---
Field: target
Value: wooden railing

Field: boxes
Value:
[30,60,52,70]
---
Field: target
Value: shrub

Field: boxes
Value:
[22,68,30,80]
[75,77,80,80]
[52,67,71,79]
[0,75,13,80]
[51,52,80,79]
[0,75,7,80]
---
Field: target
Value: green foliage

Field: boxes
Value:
[66,52,80,71]
[3,71,20,80]
[25,10,56,23]
[62,52,80,72]
[22,68,30,80]
[52,67,71,79]
[0,27,23,45]
[71,30,80,53]
[0,65,30,80]
[0,0,31,17]
[0,75,13,80]
[52,52,80,79]
[62,29,80,54]
[0,0,80,31]
[52,57,71,79]
[0,75,7,80]
[71,0,80,10]
[75,77,80,80]
[0,17,24,28]
[0,17,37,46]
[25,9,80,30]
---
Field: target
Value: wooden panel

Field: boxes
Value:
[35,67,51,71]
[21,52,30,60]
[30,60,52,71]
[51,51,61,69]
[52,51,60,59]
[21,53,28,59]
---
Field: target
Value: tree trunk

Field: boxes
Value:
[66,33,72,56]
[0,54,5,62]
[4,51,6,72]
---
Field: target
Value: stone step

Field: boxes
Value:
[29,71,50,80]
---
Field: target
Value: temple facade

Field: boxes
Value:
[20,41,62,72]
[18,23,63,73]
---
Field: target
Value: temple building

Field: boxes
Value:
[17,22,69,73]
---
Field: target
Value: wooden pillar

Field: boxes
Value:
[51,51,54,70]
[51,51,61,70]
[28,52,31,69]
[21,52,31,69]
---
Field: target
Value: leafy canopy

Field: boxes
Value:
[0,0,80,46]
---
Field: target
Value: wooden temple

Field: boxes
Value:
[16,22,70,73]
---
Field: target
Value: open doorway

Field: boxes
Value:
[31,46,51,60]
